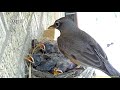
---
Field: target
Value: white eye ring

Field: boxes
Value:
[55,21,60,28]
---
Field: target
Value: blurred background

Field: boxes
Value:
[77,12,120,78]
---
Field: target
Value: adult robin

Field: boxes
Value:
[48,17,120,78]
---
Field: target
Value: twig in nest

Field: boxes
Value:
[29,63,32,78]
[24,55,35,78]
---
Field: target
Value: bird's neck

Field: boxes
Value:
[60,27,79,37]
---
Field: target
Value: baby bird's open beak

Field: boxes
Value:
[53,67,63,76]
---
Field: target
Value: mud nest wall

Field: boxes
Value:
[0,12,64,78]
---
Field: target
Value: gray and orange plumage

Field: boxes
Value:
[48,17,120,78]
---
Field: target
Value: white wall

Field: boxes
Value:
[0,12,64,78]
[77,12,120,77]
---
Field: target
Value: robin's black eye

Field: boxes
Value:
[55,21,60,28]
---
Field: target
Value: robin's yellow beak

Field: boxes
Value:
[48,24,56,29]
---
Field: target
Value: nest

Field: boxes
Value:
[25,39,95,78]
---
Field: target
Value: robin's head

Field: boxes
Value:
[48,17,77,33]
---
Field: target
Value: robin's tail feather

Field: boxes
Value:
[102,60,120,78]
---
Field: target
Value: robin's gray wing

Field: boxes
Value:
[57,31,120,77]
[58,36,106,70]
[78,30,108,60]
